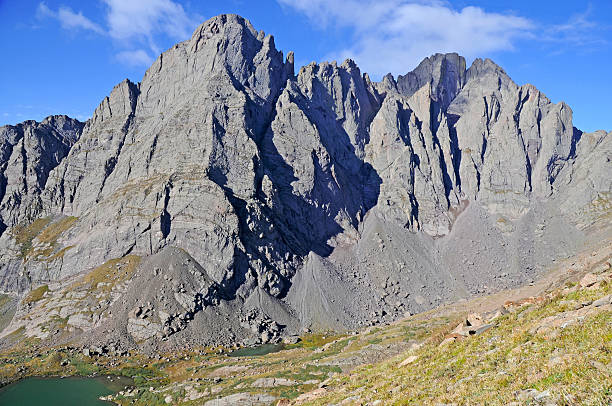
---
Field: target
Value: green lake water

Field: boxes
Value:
[0,376,132,405]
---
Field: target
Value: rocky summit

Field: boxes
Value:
[0,14,610,352]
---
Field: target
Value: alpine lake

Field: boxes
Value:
[0,375,133,405]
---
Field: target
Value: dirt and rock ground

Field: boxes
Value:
[0,195,597,358]
[0,231,609,405]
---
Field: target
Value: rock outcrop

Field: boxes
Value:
[0,14,609,348]
[0,115,83,232]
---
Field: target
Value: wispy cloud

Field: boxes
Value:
[103,0,201,58]
[36,0,201,66]
[544,6,608,52]
[116,49,155,67]
[278,0,533,77]
[37,2,105,34]
[103,0,198,41]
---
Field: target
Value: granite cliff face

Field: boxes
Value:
[0,14,610,349]
[0,115,83,234]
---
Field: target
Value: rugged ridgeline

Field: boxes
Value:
[0,14,610,350]
[0,115,83,233]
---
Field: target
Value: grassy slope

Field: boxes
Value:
[10,215,77,261]
[304,276,611,405]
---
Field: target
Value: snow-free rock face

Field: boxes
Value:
[0,115,83,232]
[0,14,609,348]
[448,59,578,216]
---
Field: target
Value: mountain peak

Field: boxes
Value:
[0,13,609,354]
[397,52,467,111]
[189,14,258,54]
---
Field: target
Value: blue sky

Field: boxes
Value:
[1,0,610,132]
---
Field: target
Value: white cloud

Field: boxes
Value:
[278,0,533,77]
[36,2,53,18]
[36,0,201,66]
[103,0,200,54]
[116,49,155,67]
[57,7,105,34]
[37,2,104,34]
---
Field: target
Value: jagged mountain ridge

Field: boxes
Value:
[0,115,83,234]
[0,14,610,349]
